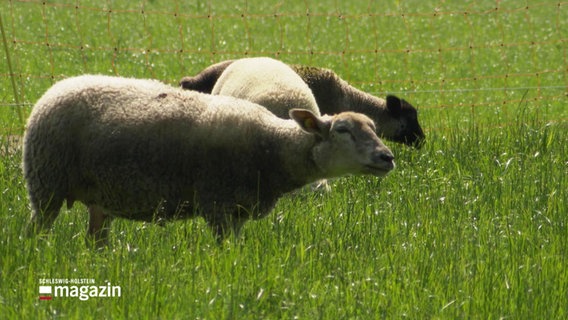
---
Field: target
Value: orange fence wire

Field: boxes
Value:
[0,0,566,129]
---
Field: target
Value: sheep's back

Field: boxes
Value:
[211,57,320,118]
[25,75,300,219]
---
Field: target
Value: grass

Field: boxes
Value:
[1,0,567,319]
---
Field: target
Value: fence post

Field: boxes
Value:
[0,13,24,130]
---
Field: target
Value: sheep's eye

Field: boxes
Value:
[335,126,350,134]
[334,126,355,141]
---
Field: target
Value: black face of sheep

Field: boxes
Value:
[385,95,426,148]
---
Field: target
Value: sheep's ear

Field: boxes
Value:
[289,109,329,137]
[386,95,403,116]
[179,77,191,88]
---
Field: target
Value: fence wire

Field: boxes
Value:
[1,0,566,128]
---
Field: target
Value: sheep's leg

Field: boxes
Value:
[27,193,65,236]
[86,205,112,249]
[206,218,232,244]
[205,215,246,244]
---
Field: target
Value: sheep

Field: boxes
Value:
[23,75,395,247]
[211,57,320,118]
[210,57,327,190]
[180,58,425,147]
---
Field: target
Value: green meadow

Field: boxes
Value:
[1,0,566,318]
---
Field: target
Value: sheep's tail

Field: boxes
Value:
[23,110,73,236]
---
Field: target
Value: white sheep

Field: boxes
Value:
[180,58,425,147]
[211,57,320,118]
[209,57,331,190]
[23,75,395,247]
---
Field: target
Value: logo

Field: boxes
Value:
[39,286,52,300]
[38,278,121,301]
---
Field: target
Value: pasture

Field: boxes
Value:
[1,0,566,318]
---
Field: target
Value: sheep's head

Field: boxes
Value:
[384,95,426,148]
[289,109,395,178]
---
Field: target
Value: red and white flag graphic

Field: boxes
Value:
[39,286,52,300]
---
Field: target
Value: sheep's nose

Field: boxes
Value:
[381,153,394,163]
[372,151,394,164]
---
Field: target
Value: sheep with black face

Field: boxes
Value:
[180,58,425,147]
